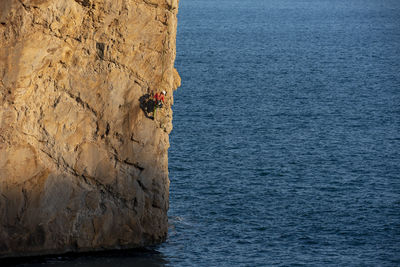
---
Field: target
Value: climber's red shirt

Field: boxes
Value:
[154,93,165,103]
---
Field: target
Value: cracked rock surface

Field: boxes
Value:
[0,0,180,258]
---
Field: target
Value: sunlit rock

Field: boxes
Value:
[0,0,180,257]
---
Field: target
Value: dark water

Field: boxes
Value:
[161,0,400,266]
[9,0,400,266]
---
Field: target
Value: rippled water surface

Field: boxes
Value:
[9,0,400,266]
[161,0,400,266]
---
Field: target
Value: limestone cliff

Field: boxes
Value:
[0,0,180,258]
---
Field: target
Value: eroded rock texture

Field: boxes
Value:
[0,0,180,258]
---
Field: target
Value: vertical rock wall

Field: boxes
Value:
[0,0,180,258]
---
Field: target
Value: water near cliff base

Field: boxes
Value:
[10,0,400,266]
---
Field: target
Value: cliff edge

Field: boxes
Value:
[0,0,180,258]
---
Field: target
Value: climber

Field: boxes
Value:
[154,90,166,107]
[153,90,166,119]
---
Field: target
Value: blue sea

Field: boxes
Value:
[10,0,400,266]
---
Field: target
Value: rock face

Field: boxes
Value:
[0,0,180,258]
